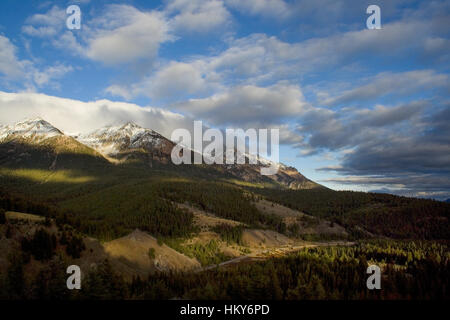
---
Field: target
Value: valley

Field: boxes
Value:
[0,118,448,300]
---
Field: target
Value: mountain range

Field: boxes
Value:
[0,117,448,243]
[0,118,320,189]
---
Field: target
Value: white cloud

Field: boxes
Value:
[23,5,172,66]
[201,18,445,80]
[0,91,192,137]
[32,64,74,88]
[0,35,72,90]
[106,60,220,101]
[215,17,450,78]
[0,35,25,78]
[207,34,298,81]
[166,0,231,33]
[104,85,134,101]
[106,16,449,101]
[147,62,207,97]
[22,6,65,38]
[107,79,308,145]
[174,83,309,126]
[106,34,297,100]
[85,5,171,65]
[21,2,231,66]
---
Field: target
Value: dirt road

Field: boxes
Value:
[201,241,356,271]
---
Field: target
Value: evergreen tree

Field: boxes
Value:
[0,208,6,224]
[6,253,25,299]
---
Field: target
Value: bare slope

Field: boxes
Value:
[177,202,242,232]
[255,199,348,237]
[103,229,201,278]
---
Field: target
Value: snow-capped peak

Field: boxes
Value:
[0,118,63,142]
[77,121,167,156]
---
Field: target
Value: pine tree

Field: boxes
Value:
[6,253,25,299]
[0,208,6,224]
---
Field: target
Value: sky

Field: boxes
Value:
[0,0,449,200]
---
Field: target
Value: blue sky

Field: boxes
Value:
[0,0,449,199]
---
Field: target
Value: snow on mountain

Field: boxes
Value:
[78,121,290,173]
[0,118,318,189]
[77,122,170,156]
[243,151,287,170]
[0,118,63,142]
[0,118,285,169]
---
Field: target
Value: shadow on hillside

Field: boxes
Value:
[0,141,109,171]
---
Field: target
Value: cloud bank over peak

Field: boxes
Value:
[0,91,191,138]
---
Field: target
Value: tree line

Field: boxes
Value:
[247,187,450,240]
[2,240,446,300]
